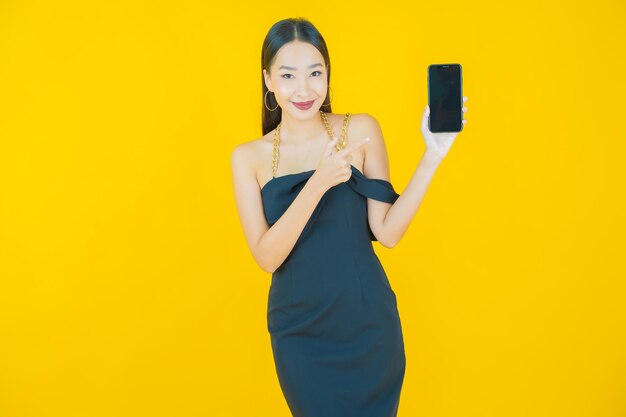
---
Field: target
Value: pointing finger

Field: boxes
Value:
[326,137,339,155]
[337,137,370,156]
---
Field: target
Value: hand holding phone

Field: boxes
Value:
[427,64,463,133]
[421,64,468,160]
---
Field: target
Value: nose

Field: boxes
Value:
[295,77,311,98]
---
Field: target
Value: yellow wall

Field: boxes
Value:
[1,1,624,416]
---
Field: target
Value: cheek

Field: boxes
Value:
[275,82,294,97]
[311,77,327,93]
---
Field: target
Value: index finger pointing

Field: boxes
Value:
[338,137,370,156]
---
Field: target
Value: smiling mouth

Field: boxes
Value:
[291,100,316,111]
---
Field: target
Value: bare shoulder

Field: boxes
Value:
[347,113,387,156]
[230,131,274,190]
[322,111,379,141]
[320,112,387,174]
[229,139,255,178]
[347,112,391,180]
[348,112,383,141]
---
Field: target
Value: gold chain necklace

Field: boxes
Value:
[272,111,351,178]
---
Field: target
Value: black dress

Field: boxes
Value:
[261,150,406,417]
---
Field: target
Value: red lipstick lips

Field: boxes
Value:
[292,100,315,110]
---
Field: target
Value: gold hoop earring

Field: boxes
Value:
[321,86,334,107]
[264,90,279,111]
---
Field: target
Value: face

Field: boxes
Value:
[263,40,328,119]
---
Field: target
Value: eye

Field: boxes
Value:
[281,71,322,79]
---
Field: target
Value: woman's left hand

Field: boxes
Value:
[420,96,468,160]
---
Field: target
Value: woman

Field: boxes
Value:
[231,17,468,417]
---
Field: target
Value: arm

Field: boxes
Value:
[357,113,443,248]
[361,99,468,247]
[230,144,327,273]
[381,151,443,248]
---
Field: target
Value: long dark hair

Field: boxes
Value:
[261,18,333,135]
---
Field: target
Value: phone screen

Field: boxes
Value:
[428,64,463,132]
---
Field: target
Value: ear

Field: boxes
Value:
[263,68,273,92]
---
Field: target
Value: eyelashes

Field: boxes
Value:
[281,71,323,79]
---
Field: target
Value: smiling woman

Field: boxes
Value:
[229,17,407,417]
[260,20,333,134]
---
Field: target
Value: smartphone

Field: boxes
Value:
[427,64,463,132]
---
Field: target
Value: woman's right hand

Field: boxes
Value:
[312,136,371,192]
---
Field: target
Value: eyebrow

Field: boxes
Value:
[278,63,323,71]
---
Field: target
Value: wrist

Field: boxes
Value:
[422,150,445,164]
[306,172,328,198]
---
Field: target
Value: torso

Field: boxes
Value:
[249,112,366,191]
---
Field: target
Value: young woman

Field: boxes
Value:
[231,17,468,417]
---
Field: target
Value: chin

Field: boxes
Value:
[288,107,321,119]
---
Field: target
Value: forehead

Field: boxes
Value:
[273,41,325,69]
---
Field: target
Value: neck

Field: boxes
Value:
[279,110,327,143]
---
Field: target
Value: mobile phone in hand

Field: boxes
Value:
[427,64,463,132]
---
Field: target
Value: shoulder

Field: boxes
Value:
[348,113,391,180]
[348,113,382,137]
[230,139,254,172]
[324,112,383,142]
[230,131,275,187]
[345,113,386,156]
[230,135,271,176]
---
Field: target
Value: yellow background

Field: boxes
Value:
[1,1,625,416]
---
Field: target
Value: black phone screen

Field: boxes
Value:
[428,64,463,132]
